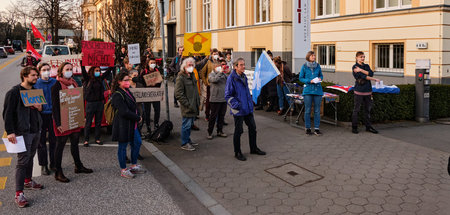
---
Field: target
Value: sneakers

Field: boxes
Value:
[15,192,29,208]
[207,134,213,140]
[24,180,43,190]
[306,128,313,136]
[217,132,228,138]
[190,142,199,146]
[130,165,147,174]
[121,168,135,179]
[181,143,196,151]
[314,129,322,136]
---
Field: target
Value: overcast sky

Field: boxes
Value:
[0,0,12,12]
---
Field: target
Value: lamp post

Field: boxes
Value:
[160,0,170,121]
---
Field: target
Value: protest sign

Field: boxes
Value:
[129,87,164,103]
[81,40,115,67]
[41,55,82,77]
[128,43,140,65]
[183,33,211,56]
[59,87,85,132]
[20,89,47,107]
[143,72,163,87]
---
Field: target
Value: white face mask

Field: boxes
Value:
[64,71,73,79]
[41,71,50,78]
[215,66,222,72]
[186,66,194,73]
[150,64,156,69]
[213,55,219,60]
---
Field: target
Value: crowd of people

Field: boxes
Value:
[3,45,380,207]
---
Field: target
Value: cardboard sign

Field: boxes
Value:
[20,89,47,107]
[59,87,85,132]
[41,55,82,77]
[81,40,115,67]
[129,87,164,102]
[143,72,163,87]
[183,33,211,56]
[128,43,140,65]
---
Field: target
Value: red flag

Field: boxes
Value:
[31,22,45,42]
[26,40,42,59]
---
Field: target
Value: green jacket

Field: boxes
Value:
[175,72,200,118]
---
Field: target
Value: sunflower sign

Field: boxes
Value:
[183,32,211,56]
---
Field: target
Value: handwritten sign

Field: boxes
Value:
[143,72,163,87]
[59,87,85,132]
[20,89,47,107]
[81,40,115,67]
[128,43,140,65]
[183,33,211,56]
[129,88,164,102]
[41,55,82,77]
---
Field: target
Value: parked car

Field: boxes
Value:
[4,46,15,55]
[0,47,8,58]
[41,44,71,57]
[12,40,23,52]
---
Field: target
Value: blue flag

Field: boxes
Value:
[252,51,280,103]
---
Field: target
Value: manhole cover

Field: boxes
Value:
[265,162,323,187]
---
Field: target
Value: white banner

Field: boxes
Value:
[128,43,140,65]
[41,54,82,77]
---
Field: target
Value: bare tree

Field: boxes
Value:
[98,0,128,49]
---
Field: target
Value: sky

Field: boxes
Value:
[0,0,12,12]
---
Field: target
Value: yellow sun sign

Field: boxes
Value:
[183,33,211,56]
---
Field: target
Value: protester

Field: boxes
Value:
[52,62,93,183]
[111,72,146,178]
[3,66,43,208]
[200,48,221,121]
[225,58,266,161]
[120,57,133,74]
[117,46,127,67]
[34,63,57,175]
[81,63,112,147]
[274,56,293,115]
[225,51,233,70]
[175,57,200,151]
[144,47,154,58]
[352,51,380,134]
[139,58,162,138]
[169,46,185,108]
[207,62,228,139]
[299,51,324,136]
[21,51,39,67]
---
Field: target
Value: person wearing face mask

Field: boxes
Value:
[51,62,93,183]
[81,61,112,147]
[199,48,221,121]
[175,57,200,151]
[206,64,228,139]
[34,63,57,176]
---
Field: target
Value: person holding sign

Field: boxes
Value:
[51,62,93,183]
[3,66,43,208]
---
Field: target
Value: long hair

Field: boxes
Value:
[87,66,100,79]
[112,71,130,92]
[57,62,72,78]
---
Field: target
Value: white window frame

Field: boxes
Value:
[316,0,340,18]
[374,0,411,11]
[254,0,270,24]
[316,44,336,70]
[226,0,236,27]
[252,48,265,67]
[374,43,404,74]
[203,0,211,30]
[170,0,176,19]
[185,0,192,33]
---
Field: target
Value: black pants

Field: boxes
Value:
[173,78,178,104]
[208,102,227,135]
[205,86,211,119]
[55,132,83,171]
[37,113,56,167]
[233,113,257,154]
[352,94,373,128]
[144,101,161,132]
[16,133,39,191]
[84,101,104,142]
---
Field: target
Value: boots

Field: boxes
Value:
[74,165,93,174]
[55,170,70,183]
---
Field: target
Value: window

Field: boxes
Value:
[251,48,265,67]
[185,0,192,32]
[375,43,404,74]
[170,0,176,19]
[255,0,270,24]
[317,0,340,17]
[375,0,411,10]
[315,44,335,70]
[226,0,236,27]
[203,0,211,30]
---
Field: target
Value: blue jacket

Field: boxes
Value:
[299,63,324,96]
[34,78,57,114]
[225,70,254,116]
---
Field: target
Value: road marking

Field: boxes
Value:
[0,177,6,189]
[0,144,5,152]
[0,157,12,167]
[0,54,25,71]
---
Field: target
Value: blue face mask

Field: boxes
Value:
[94,72,100,77]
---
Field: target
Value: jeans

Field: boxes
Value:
[144,101,161,131]
[84,101,104,142]
[55,132,83,171]
[352,95,373,128]
[181,117,195,146]
[37,113,56,167]
[277,85,291,110]
[208,102,227,135]
[16,133,39,191]
[233,113,257,154]
[118,129,142,169]
[304,95,322,129]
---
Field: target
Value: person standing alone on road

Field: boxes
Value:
[3,66,44,208]
[225,58,266,161]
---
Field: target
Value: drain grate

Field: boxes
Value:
[265,162,323,187]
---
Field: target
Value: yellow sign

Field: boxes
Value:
[183,33,211,56]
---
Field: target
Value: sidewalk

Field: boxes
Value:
[154,83,450,215]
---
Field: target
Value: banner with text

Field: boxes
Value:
[292,0,311,74]
[128,43,140,65]
[129,87,164,103]
[81,41,115,67]
[41,55,82,77]
[59,87,85,132]
[20,89,47,107]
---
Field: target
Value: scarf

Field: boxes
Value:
[306,61,317,71]
[56,76,78,90]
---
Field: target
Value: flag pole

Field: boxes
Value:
[160,0,170,121]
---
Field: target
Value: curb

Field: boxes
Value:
[141,141,231,215]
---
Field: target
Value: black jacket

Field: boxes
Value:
[81,66,112,102]
[3,84,42,135]
[21,56,39,67]
[168,54,184,76]
[352,63,374,93]
[111,88,141,143]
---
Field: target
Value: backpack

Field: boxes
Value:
[104,92,124,125]
[151,120,173,142]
